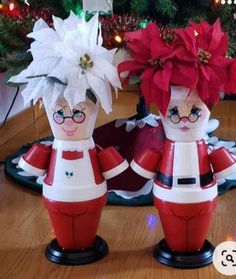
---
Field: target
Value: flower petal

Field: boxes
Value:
[87,71,112,114]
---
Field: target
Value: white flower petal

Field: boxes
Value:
[87,13,99,47]
[21,78,45,105]
[33,18,49,32]
[95,57,121,89]
[52,15,64,38]
[51,82,65,106]
[9,11,120,114]
[8,68,32,84]
[74,77,89,105]
[28,28,59,43]
[64,11,83,31]
[87,72,112,114]
[98,23,103,46]
[30,41,59,60]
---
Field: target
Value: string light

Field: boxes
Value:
[114,35,122,43]
[0,4,3,9]
[220,0,236,3]
[9,2,15,11]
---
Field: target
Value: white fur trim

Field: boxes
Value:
[109,180,153,200]
[53,137,95,151]
[43,181,107,202]
[102,160,129,179]
[130,160,156,179]
[214,163,236,180]
[153,182,218,204]
[18,157,46,177]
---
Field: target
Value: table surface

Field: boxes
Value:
[0,93,236,279]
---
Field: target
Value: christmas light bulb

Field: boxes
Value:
[9,2,15,11]
[114,35,122,43]
[221,0,226,4]
[0,4,3,9]
[227,0,232,4]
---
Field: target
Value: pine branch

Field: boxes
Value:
[0,50,32,79]
[130,0,149,16]
[154,0,177,19]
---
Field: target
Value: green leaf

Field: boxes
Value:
[129,76,141,85]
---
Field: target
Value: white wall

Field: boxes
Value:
[0,73,30,124]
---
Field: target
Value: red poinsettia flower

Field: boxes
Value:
[118,23,197,114]
[175,19,231,108]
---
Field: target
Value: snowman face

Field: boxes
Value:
[160,86,210,142]
[45,97,99,141]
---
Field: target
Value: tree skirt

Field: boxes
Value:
[4,116,236,206]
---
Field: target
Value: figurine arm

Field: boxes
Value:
[131,149,162,179]
[209,147,236,180]
[97,146,129,179]
[18,143,52,176]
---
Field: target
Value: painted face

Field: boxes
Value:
[44,97,99,141]
[160,86,210,142]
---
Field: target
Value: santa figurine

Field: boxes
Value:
[9,12,128,265]
[119,20,236,268]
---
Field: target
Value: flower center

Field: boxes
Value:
[198,48,211,64]
[148,58,163,68]
[79,54,94,74]
[161,28,176,44]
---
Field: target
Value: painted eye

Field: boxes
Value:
[189,106,201,123]
[169,106,179,116]
[191,106,201,116]
[53,109,65,124]
[168,106,180,124]
[72,109,85,123]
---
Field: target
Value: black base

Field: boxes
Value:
[45,236,109,265]
[154,239,214,269]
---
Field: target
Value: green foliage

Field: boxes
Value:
[62,0,82,16]
[1,0,236,77]
[130,0,149,16]
[154,0,177,19]
[0,50,32,80]
[18,0,66,17]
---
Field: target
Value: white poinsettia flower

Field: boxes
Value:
[8,12,121,113]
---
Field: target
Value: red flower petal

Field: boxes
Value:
[153,62,173,92]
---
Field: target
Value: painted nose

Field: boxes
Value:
[64,118,74,127]
[181,117,189,123]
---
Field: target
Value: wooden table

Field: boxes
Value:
[0,93,236,279]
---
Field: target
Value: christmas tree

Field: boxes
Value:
[0,0,236,79]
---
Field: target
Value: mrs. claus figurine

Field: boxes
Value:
[9,12,128,265]
[119,20,236,268]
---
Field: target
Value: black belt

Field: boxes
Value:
[156,171,214,188]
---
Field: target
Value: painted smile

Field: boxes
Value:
[62,127,78,136]
[180,126,190,132]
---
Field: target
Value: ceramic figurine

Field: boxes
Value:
[131,86,236,267]
[119,20,236,268]
[9,12,128,265]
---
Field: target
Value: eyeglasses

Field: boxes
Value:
[53,109,86,124]
[168,106,201,124]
